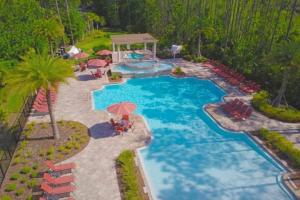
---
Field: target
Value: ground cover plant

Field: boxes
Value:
[116,150,148,200]
[255,128,300,168]
[252,91,300,123]
[0,121,90,199]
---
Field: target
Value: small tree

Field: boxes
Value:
[6,50,74,139]
[266,40,300,107]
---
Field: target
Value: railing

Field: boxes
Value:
[0,93,35,186]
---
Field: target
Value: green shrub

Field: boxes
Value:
[259,128,300,167]
[110,72,122,80]
[30,171,39,178]
[183,54,192,61]
[252,91,300,122]
[58,145,67,153]
[19,141,28,150]
[173,67,184,75]
[12,157,21,165]
[5,183,17,192]
[19,176,29,184]
[26,195,33,200]
[20,166,31,174]
[10,173,20,180]
[0,194,12,200]
[15,187,25,196]
[27,179,38,188]
[46,146,55,155]
[116,150,143,200]
[32,164,39,170]
[40,123,48,129]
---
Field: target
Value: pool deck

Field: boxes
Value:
[28,59,300,200]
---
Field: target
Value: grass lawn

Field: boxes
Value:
[77,30,125,55]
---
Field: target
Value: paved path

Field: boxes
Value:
[29,59,300,199]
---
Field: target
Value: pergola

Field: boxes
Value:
[111,33,158,62]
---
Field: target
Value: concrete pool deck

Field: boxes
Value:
[28,59,300,199]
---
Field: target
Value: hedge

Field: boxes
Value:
[116,150,144,200]
[259,128,300,168]
[252,91,300,123]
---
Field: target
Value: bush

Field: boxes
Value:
[26,195,33,200]
[5,183,17,192]
[0,194,12,200]
[30,171,39,178]
[46,146,55,155]
[27,179,38,188]
[173,67,184,75]
[116,150,143,200]
[15,187,25,196]
[19,176,29,184]
[252,91,300,122]
[110,72,122,81]
[20,166,31,174]
[259,128,300,168]
[10,173,20,180]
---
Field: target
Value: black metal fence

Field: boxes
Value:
[0,94,35,186]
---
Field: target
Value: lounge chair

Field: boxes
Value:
[41,182,75,196]
[45,161,76,172]
[43,173,74,185]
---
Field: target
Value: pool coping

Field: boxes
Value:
[91,73,297,200]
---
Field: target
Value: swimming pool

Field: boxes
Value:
[112,61,174,75]
[93,76,293,200]
[127,52,144,59]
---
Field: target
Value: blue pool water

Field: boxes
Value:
[93,76,292,200]
[112,61,174,75]
[127,52,144,59]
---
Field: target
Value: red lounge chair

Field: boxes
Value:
[45,161,76,172]
[230,104,248,117]
[41,182,75,196]
[233,107,253,121]
[40,197,74,200]
[43,173,74,185]
[224,100,243,113]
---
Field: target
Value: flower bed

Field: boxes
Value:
[252,91,300,123]
[255,128,300,168]
[0,121,90,199]
[116,150,148,200]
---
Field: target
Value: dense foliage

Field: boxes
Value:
[90,0,300,109]
[258,128,300,168]
[252,91,300,122]
[116,150,144,200]
[0,0,104,121]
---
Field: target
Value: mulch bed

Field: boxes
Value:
[0,121,90,200]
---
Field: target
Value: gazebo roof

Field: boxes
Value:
[111,33,158,45]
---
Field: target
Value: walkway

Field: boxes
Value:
[28,59,300,199]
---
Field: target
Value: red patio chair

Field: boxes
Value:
[41,182,75,196]
[45,161,76,172]
[43,173,74,185]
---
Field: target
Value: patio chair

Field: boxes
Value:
[41,182,75,197]
[43,173,75,185]
[45,161,76,173]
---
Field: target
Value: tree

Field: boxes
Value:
[266,41,300,106]
[34,18,65,56]
[196,27,214,57]
[6,50,74,139]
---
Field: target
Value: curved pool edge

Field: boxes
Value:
[91,75,296,200]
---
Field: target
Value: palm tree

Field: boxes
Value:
[6,50,74,139]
